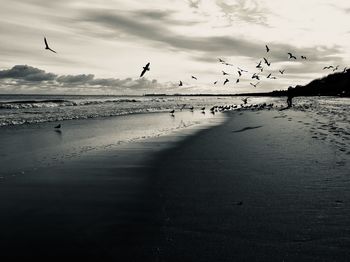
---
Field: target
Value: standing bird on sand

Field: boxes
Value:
[44,37,57,53]
[140,62,150,77]
[224,78,229,85]
[288,53,297,60]
[266,45,270,52]
[191,76,198,80]
[54,124,61,129]
[179,81,183,86]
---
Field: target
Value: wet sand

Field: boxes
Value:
[0,109,349,261]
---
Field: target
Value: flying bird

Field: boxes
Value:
[265,45,270,52]
[263,57,271,66]
[214,81,218,85]
[323,66,334,70]
[222,70,229,75]
[238,67,248,72]
[250,82,260,88]
[191,76,197,80]
[54,124,61,129]
[288,53,297,59]
[252,73,260,80]
[224,78,229,85]
[218,58,225,63]
[179,81,183,86]
[237,70,242,77]
[333,65,339,72]
[236,79,240,83]
[242,97,248,104]
[267,73,271,78]
[44,37,57,53]
[140,62,150,77]
[256,61,262,68]
[170,109,175,116]
[301,56,307,60]
[279,69,285,74]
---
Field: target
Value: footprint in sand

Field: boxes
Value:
[232,126,263,133]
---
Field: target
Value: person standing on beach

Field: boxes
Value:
[287,86,294,108]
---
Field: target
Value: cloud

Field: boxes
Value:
[215,0,269,26]
[0,65,57,82]
[0,65,168,94]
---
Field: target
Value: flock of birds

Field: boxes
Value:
[43,38,347,121]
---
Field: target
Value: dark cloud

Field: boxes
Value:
[80,9,343,67]
[0,65,57,82]
[0,65,164,92]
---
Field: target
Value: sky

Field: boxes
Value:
[0,0,349,95]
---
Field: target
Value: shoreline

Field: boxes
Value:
[0,107,349,260]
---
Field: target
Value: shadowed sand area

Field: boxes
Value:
[0,109,349,261]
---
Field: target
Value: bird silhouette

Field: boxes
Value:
[214,81,218,85]
[256,61,262,68]
[279,69,285,74]
[267,73,271,78]
[44,37,57,53]
[170,109,175,116]
[288,53,297,59]
[333,65,339,72]
[191,76,197,80]
[222,70,229,75]
[263,57,271,66]
[224,78,229,85]
[201,107,205,111]
[218,58,225,63]
[250,82,260,87]
[266,45,270,52]
[252,73,260,80]
[236,79,240,83]
[238,70,242,77]
[54,124,61,129]
[343,67,348,73]
[179,81,183,86]
[301,56,307,60]
[242,97,248,104]
[140,62,150,77]
[238,67,248,72]
[323,66,334,70]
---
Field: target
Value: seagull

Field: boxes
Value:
[222,70,229,75]
[237,70,242,77]
[140,62,150,77]
[288,53,297,59]
[54,124,61,129]
[266,45,270,52]
[323,66,334,70]
[267,73,271,78]
[224,78,229,85]
[179,81,183,86]
[214,81,218,85]
[218,58,225,63]
[236,79,239,83]
[238,67,248,72]
[170,109,175,116]
[333,65,339,72]
[301,56,307,60]
[201,107,205,111]
[191,76,197,80]
[44,37,57,53]
[242,97,248,104]
[279,69,285,74]
[263,57,271,66]
[256,61,262,68]
[250,82,260,87]
[343,67,348,73]
[252,73,260,80]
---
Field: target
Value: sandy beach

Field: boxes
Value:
[0,106,349,261]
